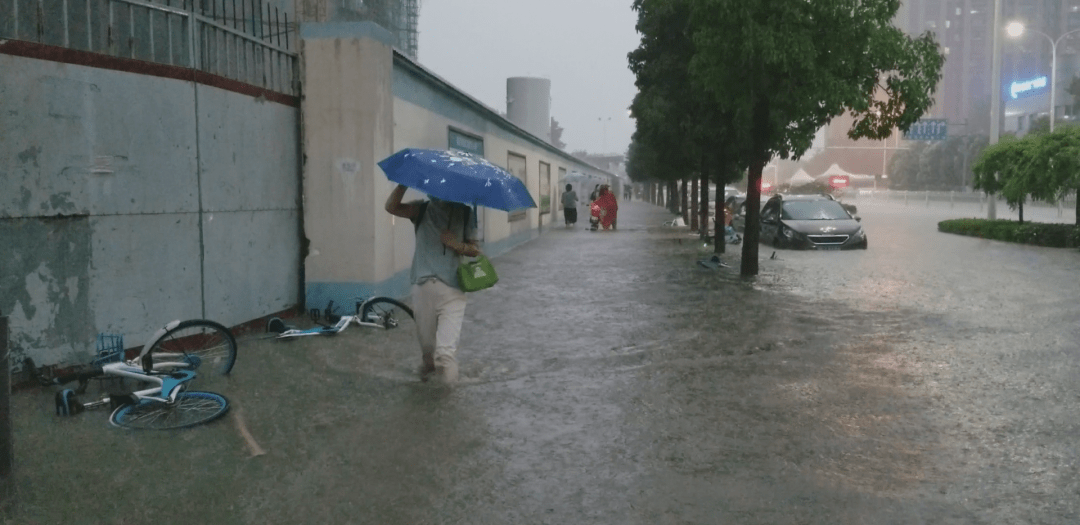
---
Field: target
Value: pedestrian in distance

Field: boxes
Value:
[561,183,579,228]
[384,184,479,384]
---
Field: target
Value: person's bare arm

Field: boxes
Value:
[440,230,481,257]
[385,184,419,219]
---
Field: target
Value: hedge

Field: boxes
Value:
[938,218,1080,248]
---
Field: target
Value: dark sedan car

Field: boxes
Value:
[760,194,867,250]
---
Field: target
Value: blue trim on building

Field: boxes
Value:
[306,269,413,313]
[483,228,540,259]
[300,22,395,47]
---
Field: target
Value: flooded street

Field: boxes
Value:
[6,198,1079,524]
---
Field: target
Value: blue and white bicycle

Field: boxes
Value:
[268,297,414,339]
[26,319,237,430]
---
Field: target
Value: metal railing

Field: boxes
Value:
[2,0,298,96]
[853,189,1077,216]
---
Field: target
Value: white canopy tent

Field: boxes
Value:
[817,163,857,179]
[789,168,814,185]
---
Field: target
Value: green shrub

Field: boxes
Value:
[938,218,1080,248]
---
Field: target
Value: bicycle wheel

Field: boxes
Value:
[359,297,414,329]
[150,319,237,375]
[109,391,229,430]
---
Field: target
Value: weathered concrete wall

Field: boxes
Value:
[0,53,300,367]
[299,22,397,312]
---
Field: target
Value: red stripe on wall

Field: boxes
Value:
[0,40,299,108]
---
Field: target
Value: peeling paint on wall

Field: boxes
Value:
[0,217,95,366]
[16,145,41,166]
[1,49,301,368]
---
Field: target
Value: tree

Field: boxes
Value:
[973,128,1080,226]
[629,0,745,250]
[971,135,1043,223]
[628,0,700,216]
[886,142,923,189]
[1028,126,1080,225]
[885,136,987,191]
[688,0,944,276]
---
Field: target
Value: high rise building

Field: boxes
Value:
[896,0,1080,135]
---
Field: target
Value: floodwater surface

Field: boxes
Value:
[6,198,1079,524]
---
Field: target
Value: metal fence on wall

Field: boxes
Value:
[2,0,298,96]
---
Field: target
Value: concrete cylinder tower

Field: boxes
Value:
[506,77,551,142]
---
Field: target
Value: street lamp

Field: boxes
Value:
[597,117,611,152]
[1006,21,1080,132]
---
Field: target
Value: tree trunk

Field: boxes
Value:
[700,169,709,242]
[690,177,699,231]
[1075,189,1079,227]
[741,160,764,276]
[1019,202,1024,224]
[713,167,724,254]
[741,98,769,277]
[681,179,689,223]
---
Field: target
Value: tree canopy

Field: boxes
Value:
[973,128,1080,225]
[629,0,944,275]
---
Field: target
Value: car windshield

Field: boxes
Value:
[781,200,851,220]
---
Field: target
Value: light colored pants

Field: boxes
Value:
[412,278,467,368]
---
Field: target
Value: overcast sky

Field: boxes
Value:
[417,0,640,156]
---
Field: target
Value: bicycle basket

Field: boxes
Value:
[93,333,125,365]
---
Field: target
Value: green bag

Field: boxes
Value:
[458,254,499,292]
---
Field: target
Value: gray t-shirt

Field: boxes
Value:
[561,190,578,209]
[409,199,475,289]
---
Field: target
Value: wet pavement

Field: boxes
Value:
[5,197,1079,524]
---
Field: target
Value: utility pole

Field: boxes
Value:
[988,0,1003,219]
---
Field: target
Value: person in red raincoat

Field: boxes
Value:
[592,184,619,230]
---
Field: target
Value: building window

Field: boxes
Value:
[448,128,484,156]
[538,161,551,215]
[507,152,528,221]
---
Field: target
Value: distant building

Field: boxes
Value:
[780,0,1080,186]
[573,153,627,179]
[895,0,1080,134]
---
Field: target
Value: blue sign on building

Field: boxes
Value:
[1009,76,1048,99]
[903,118,947,141]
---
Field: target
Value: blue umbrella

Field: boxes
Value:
[378,148,537,212]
